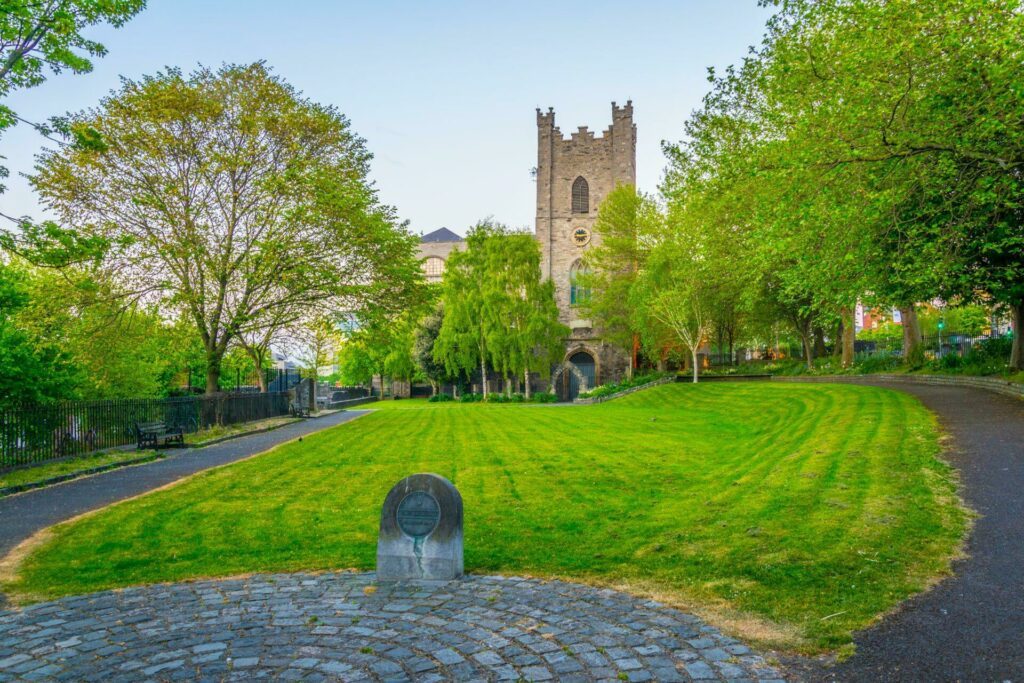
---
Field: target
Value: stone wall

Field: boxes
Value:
[535,102,636,383]
[573,375,674,405]
[535,102,636,326]
[416,239,464,283]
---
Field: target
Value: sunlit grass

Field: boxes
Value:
[0,450,160,493]
[4,383,966,652]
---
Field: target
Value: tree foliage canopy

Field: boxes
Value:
[33,63,422,391]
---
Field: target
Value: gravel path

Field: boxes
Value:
[0,572,786,682]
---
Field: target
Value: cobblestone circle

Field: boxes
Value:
[0,572,787,682]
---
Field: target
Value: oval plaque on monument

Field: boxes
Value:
[376,473,463,581]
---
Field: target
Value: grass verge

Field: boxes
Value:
[1,383,967,653]
[0,450,161,495]
[184,416,302,446]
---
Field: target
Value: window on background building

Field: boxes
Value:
[423,256,445,282]
[572,176,589,213]
[570,260,590,305]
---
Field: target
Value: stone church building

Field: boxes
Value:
[418,101,636,399]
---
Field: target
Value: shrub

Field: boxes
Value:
[577,371,667,399]
[459,393,483,403]
[855,354,901,374]
[974,336,1012,361]
[427,393,453,403]
[531,392,558,403]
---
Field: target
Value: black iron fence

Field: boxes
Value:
[177,367,305,395]
[0,392,291,471]
[704,332,1011,367]
[853,332,1010,360]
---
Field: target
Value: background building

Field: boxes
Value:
[416,102,637,399]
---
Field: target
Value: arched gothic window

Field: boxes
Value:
[572,176,589,213]
[423,256,445,282]
[570,260,591,305]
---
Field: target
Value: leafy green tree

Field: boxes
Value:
[0,0,145,192]
[664,0,1024,370]
[434,222,500,398]
[414,303,457,395]
[15,266,200,398]
[33,63,421,393]
[485,232,567,398]
[435,221,566,399]
[580,185,664,376]
[337,338,377,387]
[0,261,82,405]
[632,240,714,383]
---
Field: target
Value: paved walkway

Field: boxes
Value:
[0,411,370,560]
[0,572,786,682]
[792,379,1024,681]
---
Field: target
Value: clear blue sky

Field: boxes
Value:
[2,1,772,235]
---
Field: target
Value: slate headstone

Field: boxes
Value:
[376,473,463,581]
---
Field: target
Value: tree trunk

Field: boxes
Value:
[626,335,634,382]
[205,355,221,394]
[840,307,855,368]
[899,304,924,367]
[242,347,269,392]
[801,326,815,371]
[524,369,531,399]
[691,348,699,383]
[480,357,488,399]
[813,326,827,358]
[1011,300,1024,372]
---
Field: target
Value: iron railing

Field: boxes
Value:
[0,392,291,471]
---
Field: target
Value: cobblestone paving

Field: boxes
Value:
[0,572,787,682]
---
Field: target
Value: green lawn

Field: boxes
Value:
[0,449,160,493]
[2,383,967,652]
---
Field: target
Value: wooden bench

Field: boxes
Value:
[290,401,311,418]
[134,421,184,449]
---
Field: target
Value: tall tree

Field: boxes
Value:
[579,184,664,376]
[33,63,421,392]
[414,303,456,395]
[434,221,566,398]
[486,232,567,398]
[434,222,499,398]
[632,240,715,384]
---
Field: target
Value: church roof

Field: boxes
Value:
[420,227,463,243]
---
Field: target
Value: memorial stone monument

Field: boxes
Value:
[377,473,463,581]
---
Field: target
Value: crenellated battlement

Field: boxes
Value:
[612,99,633,120]
[538,101,633,144]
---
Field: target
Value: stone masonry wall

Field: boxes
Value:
[535,102,636,384]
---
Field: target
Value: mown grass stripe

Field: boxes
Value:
[4,383,966,653]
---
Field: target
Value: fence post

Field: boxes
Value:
[309,371,316,414]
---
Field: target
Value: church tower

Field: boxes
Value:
[535,101,636,397]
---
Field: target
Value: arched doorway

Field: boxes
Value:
[558,350,596,401]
